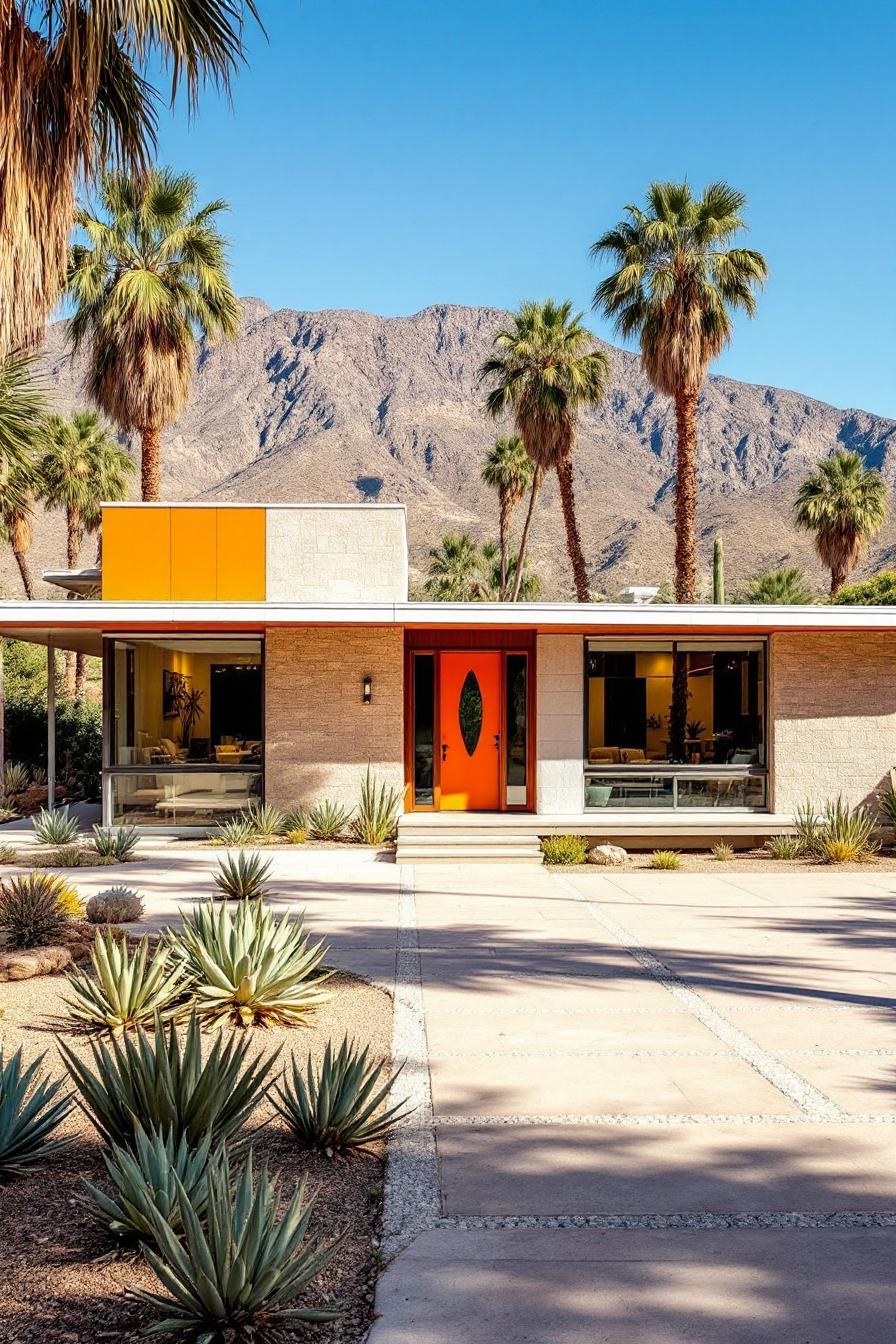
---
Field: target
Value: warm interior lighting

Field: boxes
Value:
[362,674,372,705]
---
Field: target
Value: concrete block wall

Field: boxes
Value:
[265,506,408,602]
[535,633,585,814]
[264,626,404,811]
[770,630,896,812]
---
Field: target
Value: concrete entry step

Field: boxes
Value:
[396,818,543,864]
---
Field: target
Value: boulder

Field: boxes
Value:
[0,944,72,981]
[586,843,627,867]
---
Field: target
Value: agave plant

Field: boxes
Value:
[282,806,308,835]
[308,800,352,841]
[817,796,877,863]
[351,767,401,846]
[792,798,823,856]
[878,787,896,828]
[82,1122,216,1244]
[132,1152,342,1336]
[0,872,70,948]
[175,901,332,1029]
[240,801,286,837]
[91,824,140,861]
[273,1036,412,1154]
[59,1013,278,1151]
[2,761,29,795]
[214,817,255,848]
[64,932,190,1034]
[213,850,273,901]
[32,805,79,846]
[0,1048,73,1180]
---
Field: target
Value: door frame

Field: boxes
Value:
[403,633,537,813]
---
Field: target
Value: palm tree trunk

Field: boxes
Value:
[830,561,849,598]
[673,389,699,603]
[141,426,162,501]
[497,489,512,599]
[12,546,34,599]
[555,451,590,603]
[511,467,543,602]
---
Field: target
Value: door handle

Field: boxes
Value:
[494,733,501,751]
[441,742,448,762]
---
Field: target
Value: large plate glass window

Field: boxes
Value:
[412,653,435,806]
[505,653,528,807]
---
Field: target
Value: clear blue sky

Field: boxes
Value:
[156,0,896,417]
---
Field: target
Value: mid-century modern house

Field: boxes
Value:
[2,500,895,860]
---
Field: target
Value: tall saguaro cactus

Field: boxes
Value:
[713,535,725,604]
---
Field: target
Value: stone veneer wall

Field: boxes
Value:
[535,633,585,814]
[265,627,404,811]
[265,506,408,602]
[770,630,896,813]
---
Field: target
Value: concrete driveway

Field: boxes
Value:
[373,862,896,1343]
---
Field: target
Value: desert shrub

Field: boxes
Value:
[4,674,101,802]
[649,849,682,870]
[214,817,255,848]
[175,900,331,1028]
[711,843,735,862]
[86,887,144,924]
[32,806,79,846]
[273,1036,411,1154]
[241,801,285,837]
[792,799,823,856]
[816,797,877,863]
[0,1048,73,1180]
[59,1013,278,1151]
[0,802,19,822]
[64,932,189,1034]
[308,800,352,841]
[878,788,896,828]
[351,768,401,846]
[282,806,308,835]
[540,834,588,865]
[765,834,803,860]
[2,762,29,795]
[0,844,18,864]
[49,843,85,869]
[833,572,896,605]
[30,766,47,787]
[285,826,308,845]
[50,877,84,915]
[213,850,273,901]
[91,825,139,861]
[82,1123,216,1244]
[132,1153,341,1337]
[0,872,70,948]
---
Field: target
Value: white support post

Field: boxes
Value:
[47,639,56,811]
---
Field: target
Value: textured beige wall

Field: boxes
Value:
[264,626,404,811]
[265,506,408,602]
[770,630,896,812]
[536,633,584,814]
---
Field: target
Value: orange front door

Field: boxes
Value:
[439,652,501,810]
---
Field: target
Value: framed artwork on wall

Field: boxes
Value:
[163,669,190,718]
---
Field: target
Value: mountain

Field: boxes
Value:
[16,300,896,600]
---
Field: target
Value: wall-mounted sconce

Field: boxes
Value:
[362,674,372,706]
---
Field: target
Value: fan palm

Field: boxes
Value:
[591,181,767,604]
[793,449,888,597]
[67,169,240,500]
[743,566,816,605]
[423,534,490,601]
[482,300,610,602]
[480,436,534,599]
[481,543,542,601]
[39,410,126,693]
[0,0,259,362]
[0,353,44,598]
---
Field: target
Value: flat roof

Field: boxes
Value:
[2,599,896,651]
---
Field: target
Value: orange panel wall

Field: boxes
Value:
[171,508,217,601]
[217,508,266,600]
[102,508,172,600]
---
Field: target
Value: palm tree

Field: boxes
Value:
[742,566,816,605]
[481,543,542,601]
[423,534,490,602]
[481,436,534,598]
[794,449,888,597]
[0,352,44,597]
[39,410,123,693]
[67,169,240,500]
[0,0,259,362]
[481,300,610,602]
[591,182,767,604]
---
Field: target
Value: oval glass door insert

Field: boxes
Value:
[458,670,483,756]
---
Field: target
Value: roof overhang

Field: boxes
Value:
[42,568,101,596]
[2,599,896,645]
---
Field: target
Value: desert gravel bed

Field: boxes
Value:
[556,846,896,874]
[0,968,393,1344]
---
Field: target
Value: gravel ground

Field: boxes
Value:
[554,846,896,874]
[0,968,393,1344]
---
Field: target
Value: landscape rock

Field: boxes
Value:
[0,944,72,981]
[587,843,628,867]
